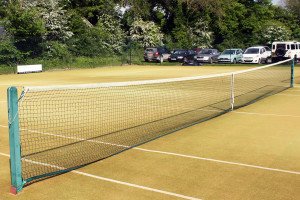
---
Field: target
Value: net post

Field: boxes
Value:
[230,73,235,111]
[291,56,295,88]
[7,87,23,194]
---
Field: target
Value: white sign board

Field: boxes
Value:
[17,64,43,74]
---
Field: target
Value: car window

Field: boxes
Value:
[265,47,271,51]
[199,49,212,54]
[173,50,186,54]
[291,44,295,50]
[145,48,155,53]
[244,48,259,54]
[222,50,235,55]
[277,44,286,50]
[287,44,290,50]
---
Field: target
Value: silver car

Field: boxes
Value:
[195,49,220,64]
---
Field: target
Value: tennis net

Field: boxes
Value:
[8,58,294,193]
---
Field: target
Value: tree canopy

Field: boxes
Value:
[0,0,299,63]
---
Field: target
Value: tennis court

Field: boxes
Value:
[0,64,299,200]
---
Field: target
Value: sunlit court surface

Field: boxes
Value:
[0,64,299,200]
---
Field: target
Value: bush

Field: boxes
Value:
[0,38,24,67]
[42,41,72,62]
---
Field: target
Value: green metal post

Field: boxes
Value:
[7,87,23,194]
[291,57,295,88]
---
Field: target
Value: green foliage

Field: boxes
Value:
[97,14,125,53]
[130,18,164,48]
[5,3,45,57]
[42,41,72,61]
[0,37,24,67]
[256,21,292,45]
[68,28,107,57]
[1,0,300,71]
[23,0,73,41]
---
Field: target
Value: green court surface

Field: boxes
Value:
[0,65,299,200]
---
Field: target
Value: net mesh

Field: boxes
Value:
[17,61,292,184]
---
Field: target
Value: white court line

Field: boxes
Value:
[232,111,300,118]
[0,124,299,175]
[275,94,300,97]
[0,152,200,200]
[134,148,300,175]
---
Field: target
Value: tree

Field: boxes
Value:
[5,3,45,57]
[130,18,164,48]
[190,19,213,48]
[64,0,117,25]
[285,0,300,20]
[23,0,73,41]
[96,14,125,53]
[0,37,24,69]
[257,21,291,44]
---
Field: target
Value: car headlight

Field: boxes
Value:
[203,56,209,60]
[178,56,183,59]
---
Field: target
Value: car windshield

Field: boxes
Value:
[222,50,236,55]
[199,49,213,54]
[145,48,155,53]
[244,48,259,54]
[173,50,186,55]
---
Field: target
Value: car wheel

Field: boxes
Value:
[258,58,261,64]
[209,58,213,64]
[265,58,269,64]
[233,59,237,64]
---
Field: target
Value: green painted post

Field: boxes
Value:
[291,56,295,88]
[7,87,23,194]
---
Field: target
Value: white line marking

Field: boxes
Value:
[275,94,300,97]
[0,153,201,200]
[287,89,300,92]
[232,111,300,118]
[1,124,299,175]
[0,152,9,157]
[72,171,201,200]
[134,148,300,175]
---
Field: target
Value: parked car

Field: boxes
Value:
[195,49,220,64]
[217,49,243,64]
[241,46,269,64]
[144,47,171,63]
[168,49,188,62]
[271,41,299,63]
[182,50,201,66]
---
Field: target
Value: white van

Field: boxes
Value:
[271,41,299,63]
